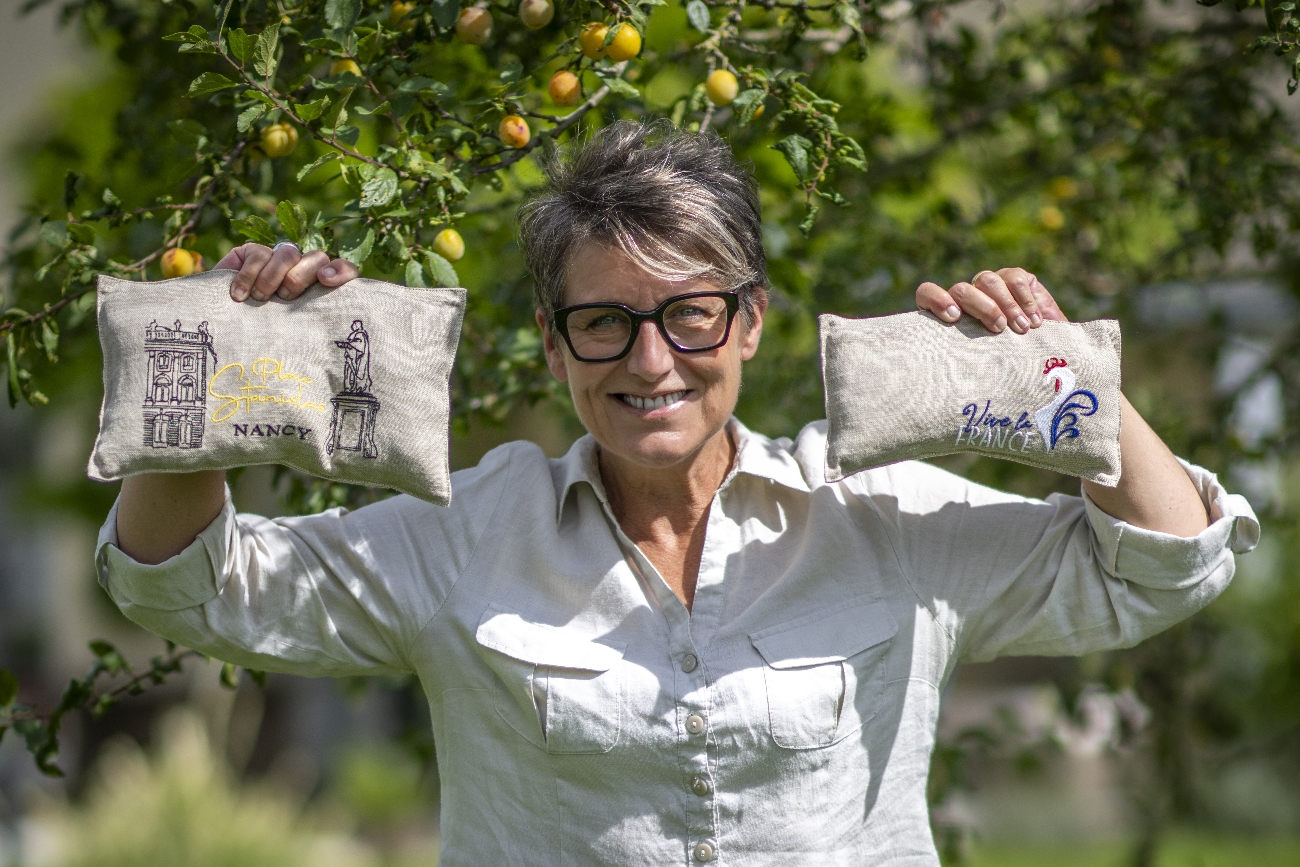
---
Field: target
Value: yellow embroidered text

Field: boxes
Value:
[209,358,327,423]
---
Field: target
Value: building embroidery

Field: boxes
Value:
[327,319,380,459]
[142,319,217,449]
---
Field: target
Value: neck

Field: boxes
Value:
[598,423,736,609]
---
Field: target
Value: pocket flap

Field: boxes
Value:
[476,608,626,672]
[749,598,898,669]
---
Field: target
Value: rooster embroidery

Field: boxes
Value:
[1033,357,1099,449]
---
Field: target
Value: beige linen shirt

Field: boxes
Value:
[95,419,1259,867]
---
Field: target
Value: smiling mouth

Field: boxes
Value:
[618,391,689,411]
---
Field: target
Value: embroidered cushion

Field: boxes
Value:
[820,311,1123,486]
[87,270,466,505]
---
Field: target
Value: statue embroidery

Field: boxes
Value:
[142,319,217,449]
[327,319,380,458]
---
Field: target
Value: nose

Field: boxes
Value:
[623,319,675,380]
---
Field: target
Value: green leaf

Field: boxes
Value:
[227,27,253,62]
[335,125,361,146]
[359,168,399,208]
[89,640,115,656]
[67,223,95,245]
[798,203,820,235]
[772,134,812,182]
[230,215,276,245]
[276,200,308,242]
[687,0,711,33]
[220,662,239,689]
[423,251,459,287]
[253,22,281,78]
[297,151,341,181]
[187,72,238,97]
[236,104,267,133]
[0,669,17,706]
[338,224,375,265]
[594,68,640,98]
[732,89,765,125]
[500,60,524,85]
[295,97,330,122]
[325,0,362,33]
[405,258,427,287]
[6,334,20,409]
[168,118,208,147]
[430,0,459,31]
[39,320,58,362]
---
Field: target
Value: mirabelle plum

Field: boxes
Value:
[605,23,641,61]
[579,22,608,59]
[548,70,582,106]
[456,7,493,44]
[161,248,199,279]
[389,0,417,31]
[499,115,531,148]
[260,122,298,157]
[330,59,361,77]
[519,0,554,30]
[433,228,465,262]
[705,69,738,106]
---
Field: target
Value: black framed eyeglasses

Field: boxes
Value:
[552,291,742,363]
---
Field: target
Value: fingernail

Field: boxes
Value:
[1014,314,1030,333]
[250,290,266,302]
[321,267,336,279]
[278,287,291,299]
[945,305,960,320]
[1030,312,1042,327]
[993,317,1006,332]
[232,286,248,301]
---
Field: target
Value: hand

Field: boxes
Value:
[213,243,360,302]
[916,267,1067,334]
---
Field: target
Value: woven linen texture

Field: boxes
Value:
[821,311,1122,486]
[88,270,465,505]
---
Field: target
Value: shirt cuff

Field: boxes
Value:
[1081,458,1261,586]
[95,486,235,611]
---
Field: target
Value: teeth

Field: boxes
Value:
[621,391,687,411]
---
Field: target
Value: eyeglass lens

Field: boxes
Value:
[564,295,733,360]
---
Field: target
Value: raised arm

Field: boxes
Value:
[113,242,360,564]
[915,266,1207,537]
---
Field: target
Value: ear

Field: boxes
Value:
[739,292,767,362]
[536,309,570,383]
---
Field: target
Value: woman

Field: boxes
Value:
[99,121,1257,865]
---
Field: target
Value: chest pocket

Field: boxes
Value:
[749,598,898,750]
[475,607,626,754]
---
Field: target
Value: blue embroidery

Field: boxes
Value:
[1049,389,1098,449]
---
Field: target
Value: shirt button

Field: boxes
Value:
[691,776,710,796]
[693,842,715,862]
[681,654,698,673]
[685,713,706,735]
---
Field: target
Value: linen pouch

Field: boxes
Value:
[88,269,466,505]
[821,311,1123,486]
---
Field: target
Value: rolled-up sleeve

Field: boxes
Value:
[862,458,1260,664]
[95,445,515,677]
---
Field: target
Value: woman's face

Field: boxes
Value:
[538,243,764,472]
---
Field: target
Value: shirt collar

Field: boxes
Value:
[552,417,812,525]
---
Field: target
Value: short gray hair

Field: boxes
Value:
[516,119,768,326]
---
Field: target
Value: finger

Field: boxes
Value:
[916,281,962,323]
[230,244,273,301]
[972,270,1031,334]
[250,245,303,301]
[277,250,331,300]
[1030,276,1069,322]
[317,258,360,287]
[214,247,246,271]
[949,280,1008,333]
[996,267,1042,327]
